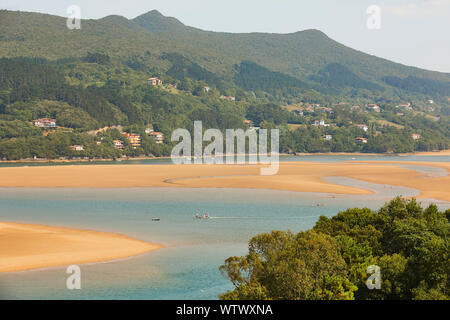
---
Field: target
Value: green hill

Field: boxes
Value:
[1,9,449,98]
[0,9,448,160]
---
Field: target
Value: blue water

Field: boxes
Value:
[0,156,448,300]
[0,154,449,167]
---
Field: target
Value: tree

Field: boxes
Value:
[219,230,357,300]
[220,198,449,300]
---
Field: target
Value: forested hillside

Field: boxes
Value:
[0,10,449,160]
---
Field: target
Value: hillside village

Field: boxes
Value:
[0,61,446,161]
[11,73,439,161]
[0,9,448,160]
[29,115,165,158]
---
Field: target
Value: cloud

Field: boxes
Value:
[383,0,450,18]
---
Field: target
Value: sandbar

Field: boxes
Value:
[0,222,162,273]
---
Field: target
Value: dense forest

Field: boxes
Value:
[0,9,449,160]
[219,197,450,300]
[0,54,448,160]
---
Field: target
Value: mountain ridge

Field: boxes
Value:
[0,9,449,97]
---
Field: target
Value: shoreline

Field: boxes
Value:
[290,150,450,156]
[0,222,162,274]
[0,150,448,164]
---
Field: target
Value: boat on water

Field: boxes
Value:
[194,213,210,220]
[152,218,160,222]
[314,203,326,207]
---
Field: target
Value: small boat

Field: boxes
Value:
[152,218,160,222]
[194,213,210,220]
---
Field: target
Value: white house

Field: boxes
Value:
[150,132,164,144]
[145,126,154,135]
[368,104,380,113]
[113,140,124,150]
[313,119,329,127]
[71,145,84,151]
[356,124,369,132]
[147,77,162,86]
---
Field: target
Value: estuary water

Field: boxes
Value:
[0,155,448,299]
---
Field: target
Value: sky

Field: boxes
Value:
[2,0,450,73]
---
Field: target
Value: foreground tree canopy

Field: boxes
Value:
[219,197,449,300]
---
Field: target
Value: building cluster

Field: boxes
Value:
[122,132,142,148]
[145,126,164,144]
[119,128,165,149]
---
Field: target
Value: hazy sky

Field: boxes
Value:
[2,0,450,73]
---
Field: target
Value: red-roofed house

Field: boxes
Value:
[356,124,369,132]
[122,132,141,148]
[71,145,84,151]
[32,118,57,128]
[220,96,236,101]
[355,137,368,144]
[244,119,254,128]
